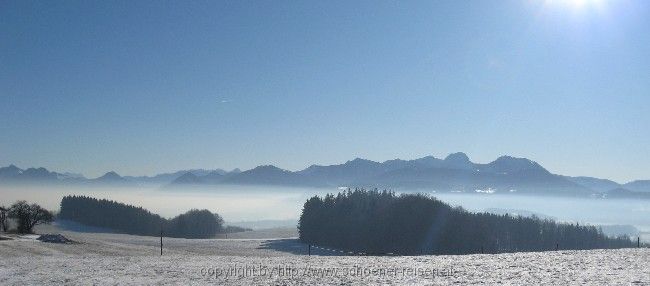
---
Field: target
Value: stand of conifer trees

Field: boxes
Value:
[59,195,223,238]
[298,189,633,255]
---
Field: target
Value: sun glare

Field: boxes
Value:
[545,0,607,10]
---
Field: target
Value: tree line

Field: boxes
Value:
[59,195,223,238]
[298,189,634,255]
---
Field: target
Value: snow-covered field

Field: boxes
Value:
[0,228,648,285]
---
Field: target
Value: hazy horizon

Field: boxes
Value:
[2,151,648,184]
[1,184,648,234]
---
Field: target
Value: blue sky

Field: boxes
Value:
[1,0,648,182]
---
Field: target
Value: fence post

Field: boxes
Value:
[308,244,311,256]
[555,243,558,251]
[638,237,641,248]
[160,228,163,256]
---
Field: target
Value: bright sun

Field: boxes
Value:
[546,0,607,9]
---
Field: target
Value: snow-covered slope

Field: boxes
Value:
[0,230,648,285]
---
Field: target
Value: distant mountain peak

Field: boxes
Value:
[346,158,378,165]
[95,171,124,181]
[251,165,289,173]
[171,172,204,184]
[493,155,537,166]
[22,167,57,177]
[483,156,547,174]
[222,164,320,187]
[442,152,473,170]
[0,164,22,173]
[0,166,58,181]
[104,171,120,177]
[444,152,470,162]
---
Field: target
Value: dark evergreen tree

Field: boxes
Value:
[298,189,634,255]
[59,196,224,238]
[166,209,224,238]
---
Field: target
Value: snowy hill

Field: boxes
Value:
[0,228,648,285]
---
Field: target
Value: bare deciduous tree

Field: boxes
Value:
[8,201,54,233]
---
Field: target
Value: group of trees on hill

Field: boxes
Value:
[299,189,634,255]
[59,195,223,238]
[166,209,224,238]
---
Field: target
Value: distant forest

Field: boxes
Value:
[59,196,223,238]
[299,189,634,255]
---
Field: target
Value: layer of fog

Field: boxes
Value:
[0,185,329,224]
[0,185,648,233]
